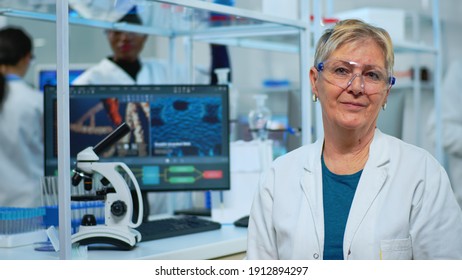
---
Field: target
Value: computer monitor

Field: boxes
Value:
[35,64,91,92]
[44,85,230,194]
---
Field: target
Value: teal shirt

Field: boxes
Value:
[322,155,362,260]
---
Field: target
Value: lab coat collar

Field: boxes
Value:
[302,128,389,172]
[300,128,390,259]
[101,58,136,84]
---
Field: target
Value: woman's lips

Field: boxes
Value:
[119,44,132,52]
[341,101,366,110]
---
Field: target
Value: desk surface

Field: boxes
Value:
[0,225,247,260]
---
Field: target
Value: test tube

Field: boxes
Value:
[41,176,58,207]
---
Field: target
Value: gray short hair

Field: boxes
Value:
[313,19,394,75]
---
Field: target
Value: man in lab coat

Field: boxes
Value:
[0,27,43,207]
[440,60,462,209]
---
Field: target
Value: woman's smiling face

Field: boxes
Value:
[311,38,390,133]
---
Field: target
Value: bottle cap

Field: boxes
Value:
[214,68,230,85]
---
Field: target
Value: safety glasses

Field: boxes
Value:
[317,59,396,94]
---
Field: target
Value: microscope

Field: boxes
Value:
[70,122,143,250]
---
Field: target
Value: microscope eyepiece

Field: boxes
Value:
[93,122,131,156]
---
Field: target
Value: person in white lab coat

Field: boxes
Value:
[0,27,43,207]
[72,10,178,86]
[246,19,462,260]
[439,60,462,209]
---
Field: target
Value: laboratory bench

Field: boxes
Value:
[0,225,247,260]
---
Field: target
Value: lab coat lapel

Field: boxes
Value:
[343,130,389,255]
[104,59,136,84]
[300,139,325,252]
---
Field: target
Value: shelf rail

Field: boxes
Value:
[56,0,72,260]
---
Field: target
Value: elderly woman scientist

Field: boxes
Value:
[246,19,462,260]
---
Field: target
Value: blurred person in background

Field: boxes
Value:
[0,26,43,207]
[429,60,462,209]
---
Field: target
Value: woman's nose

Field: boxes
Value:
[346,73,365,95]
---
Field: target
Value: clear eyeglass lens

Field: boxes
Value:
[320,60,391,93]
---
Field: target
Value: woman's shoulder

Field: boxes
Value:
[380,131,428,154]
[7,80,42,103]
[72,59,121,84]
[377,130,442,168]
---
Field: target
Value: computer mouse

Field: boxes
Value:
[233,215,249,228]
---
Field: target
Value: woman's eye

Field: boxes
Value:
[333,67,350,76]
[365,71,381,81]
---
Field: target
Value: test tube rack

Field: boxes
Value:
[0,207,48,248]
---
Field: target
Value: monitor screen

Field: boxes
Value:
[44,85,230,192]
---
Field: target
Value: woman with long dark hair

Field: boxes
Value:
[0,26,43,207]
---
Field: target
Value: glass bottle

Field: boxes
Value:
[248,94,271,141]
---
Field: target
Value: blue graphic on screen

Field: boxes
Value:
[151,97,222,157]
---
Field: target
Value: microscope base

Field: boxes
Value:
[72,225,141,250]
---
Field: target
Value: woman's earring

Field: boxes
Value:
[382,103,387,111]
[312,94,318,102]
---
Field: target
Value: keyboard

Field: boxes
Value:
[136,215,222,242]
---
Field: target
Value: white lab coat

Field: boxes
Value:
[72,57,203,214]
[0,78,43,207]
[73,57,175,85]
[247,129,462,260]
[440,60,462,208]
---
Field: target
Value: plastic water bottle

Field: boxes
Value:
[248,94,271,141]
